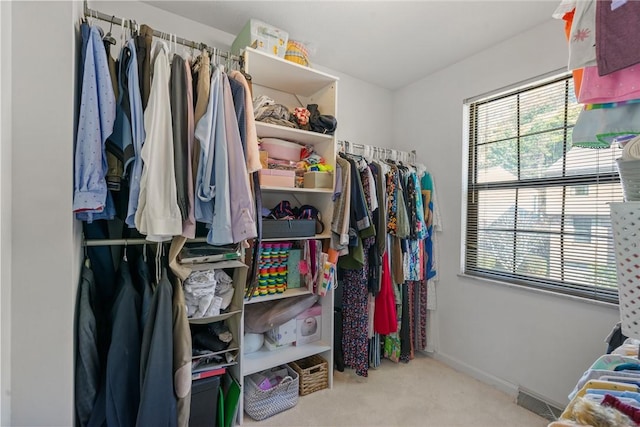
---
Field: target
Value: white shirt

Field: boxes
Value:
[135,42,182,242]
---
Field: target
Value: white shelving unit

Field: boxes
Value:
[237,47,339,424]
[186,259,247,409]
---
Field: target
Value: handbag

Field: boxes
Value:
[307,104,337,135]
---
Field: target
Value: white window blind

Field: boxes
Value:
[465,74,623,303]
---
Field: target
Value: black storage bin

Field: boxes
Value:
[189,375,221,427]
[262,219,316,239]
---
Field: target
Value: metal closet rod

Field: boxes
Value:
[339,140,417,162]
[83,237,208,247]
[83,1,241,63]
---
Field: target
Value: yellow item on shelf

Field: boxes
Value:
[284,40,309,66]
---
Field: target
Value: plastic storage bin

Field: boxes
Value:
[231,19,288,58]
[189,375,220,427]
[261,138,305,162]
[244,364,299,420]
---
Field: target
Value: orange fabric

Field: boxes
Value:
[563,10,583,98]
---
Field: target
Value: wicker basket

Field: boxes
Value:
[290,355,328,396]
[610,202,640,339]
[244,365,299,421]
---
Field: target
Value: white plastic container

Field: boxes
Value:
[231,19,288,58]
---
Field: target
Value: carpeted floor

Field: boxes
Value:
[244,353,549,426]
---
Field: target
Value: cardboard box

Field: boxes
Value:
[259,169,295,188]
[295,304,322,345]
[231,19,288,58]
[266,318,297,346]
[303,171,333,188]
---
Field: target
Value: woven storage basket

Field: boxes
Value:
[610,202,640,339]
[289,355,328,396]
[616,158,640,201]
[244,365,299,421]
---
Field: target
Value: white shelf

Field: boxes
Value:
[244,287,311,305]
[260,185,333,194]
[242,341,331,376]
[188,309,242,325]
[256,122,333,145]
[244,48,338,96]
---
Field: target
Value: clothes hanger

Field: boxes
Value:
[102,16,117,45]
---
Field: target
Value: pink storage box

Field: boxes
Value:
[261,138,305,161]
[259,169,295,187]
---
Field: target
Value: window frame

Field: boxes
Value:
[462,72,622,304]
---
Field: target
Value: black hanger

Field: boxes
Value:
[102,15,117,45]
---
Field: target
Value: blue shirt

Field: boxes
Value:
[125,38,146,228]
[73,25,116,221]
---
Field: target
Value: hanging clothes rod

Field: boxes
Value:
[83,237,208,247]
[338,140,417,163]
[83,0,241,63]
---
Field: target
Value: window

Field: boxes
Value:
[464,74,623,303]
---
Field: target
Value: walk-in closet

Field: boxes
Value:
[2,1,635,426]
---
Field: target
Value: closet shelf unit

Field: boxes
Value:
[237,47,338,423]
[185,259,247,394]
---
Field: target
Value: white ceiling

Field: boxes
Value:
[146,1,558,90]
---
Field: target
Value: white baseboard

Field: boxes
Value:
[427,351,519,398]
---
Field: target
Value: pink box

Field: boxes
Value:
[259,169,295,187]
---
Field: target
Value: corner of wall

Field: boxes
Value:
[0,0,12,425]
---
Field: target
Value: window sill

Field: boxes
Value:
[457,272,620,310]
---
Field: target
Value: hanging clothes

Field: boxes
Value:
[181,59,196,239]
[191,50,210,189]
[138,268,177,427]
[125,38,146,229]
[374,251,398,335]
[105,260,142,427]
[170,55,190,221]
[75,262,100,427]
[229,70,262,173]
[73,25,116,223]
[172,275,192,427]
[221,73,257,243]
[194,66,233,245]
[135,42,182,242]
[331,156,352,255]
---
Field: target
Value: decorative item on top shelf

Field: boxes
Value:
[284,40,310,67]
[231,19,288,58]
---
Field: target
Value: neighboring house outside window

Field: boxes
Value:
[464,73,623,303]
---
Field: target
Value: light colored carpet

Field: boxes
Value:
[243,353,549,427]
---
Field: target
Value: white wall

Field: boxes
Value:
[393,19,620,407]
[0,1,12,424]
[9,1,81,425]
